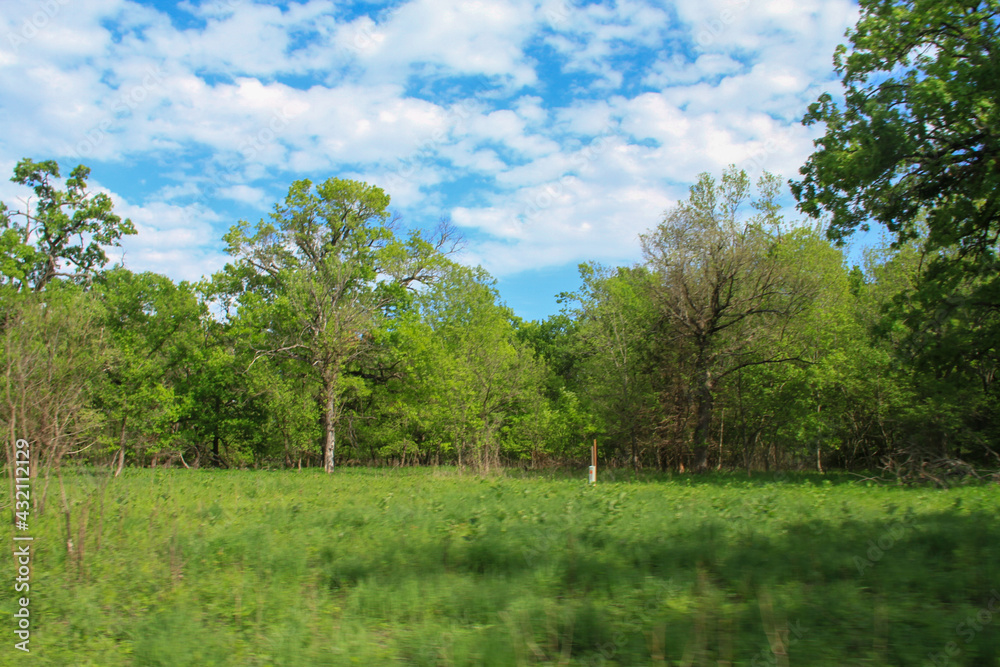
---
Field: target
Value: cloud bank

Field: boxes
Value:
[0,0,858,311]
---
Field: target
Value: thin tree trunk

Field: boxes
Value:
[211,395,222,467]
[322,375,337,474]
[816,403,824,473]
[6,412,16,526]
[718,408,725,470]
[692,362,714,471]
[630,429,639,470]
[114,418,127,478]
[324,423,336,473]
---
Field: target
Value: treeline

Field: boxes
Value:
[4,0,1000,476]
[2,160,997,475]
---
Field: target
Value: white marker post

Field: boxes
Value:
[588,438,597,484]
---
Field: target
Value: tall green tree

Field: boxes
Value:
[793,0,1000,384]
[513,315,595,465]
[93,269,205,472]
[1,284,105,489]
[0,159,131,484]
[794,0,1000,253]
[564,263,655,468]
[720,227,862,470]
[856,237,1000,465]
[388,264,544,470]
[223,177,450,472]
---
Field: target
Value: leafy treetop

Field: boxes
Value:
[0,158,135,292]
[792,0,1000,261]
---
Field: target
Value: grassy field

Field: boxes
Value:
[2,467,999,666]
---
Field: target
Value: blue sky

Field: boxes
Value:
[0,0,859,321]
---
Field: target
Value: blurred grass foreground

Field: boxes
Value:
[2,467,999,666]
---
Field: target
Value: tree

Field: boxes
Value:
[855,236,1000,467]
[222,177,451,473]
[641,168,811,470]
[392,264,544,471]
[515,314,596,465]
[0,159,135,292]
[793,0,1000,358]
[564,263,656,468]
[0,158,131,491]
[792,0,1000,467]
[2,284,105,504]
[92,269,205,473]
[794,0,1000,253]
[720,227,865,471]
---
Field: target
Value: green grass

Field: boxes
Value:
[2,467,999,665]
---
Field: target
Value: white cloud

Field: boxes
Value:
[0,0,860,300]
[111,197,228,282]
[217,184,268,207]
[454,174,675,275]
[356,0,539,87]
[541,0,674,88]
[644,53,746,88]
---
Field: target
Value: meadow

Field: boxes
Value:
[2,467,999,666]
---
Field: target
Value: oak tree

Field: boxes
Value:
[223,177,451,472]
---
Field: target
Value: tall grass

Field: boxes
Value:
[2,467,999,665]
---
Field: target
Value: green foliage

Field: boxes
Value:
[640,167,811,469]
[388,264,546,470]
[0,283,107,469]
[854,238,1000,461]
[0,158,135,292]
[93,269,206,464]
[561,262,655,466]
[793,1,1000,465]
[794,0,1000,255]
[4,154,997,475]
[220,177,454,472]
[8,468,1000,665]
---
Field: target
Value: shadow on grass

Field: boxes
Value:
[303,508,1000,665]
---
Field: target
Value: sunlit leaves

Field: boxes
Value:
[1,158,135,291]
[795,0,1000,257]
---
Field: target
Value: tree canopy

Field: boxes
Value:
[0,158,135,292]
[7,0,1000,488]
[221,177,454,472]
[793,0,1000,259]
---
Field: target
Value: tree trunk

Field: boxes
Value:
[6,412,17,526]
[114,417,127,478]
[114,445,125,478]
[691,363,714,471]
[322,375,337,474]
[322,416,336,473]
[815,403,824,473]
[212,395,222,467]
